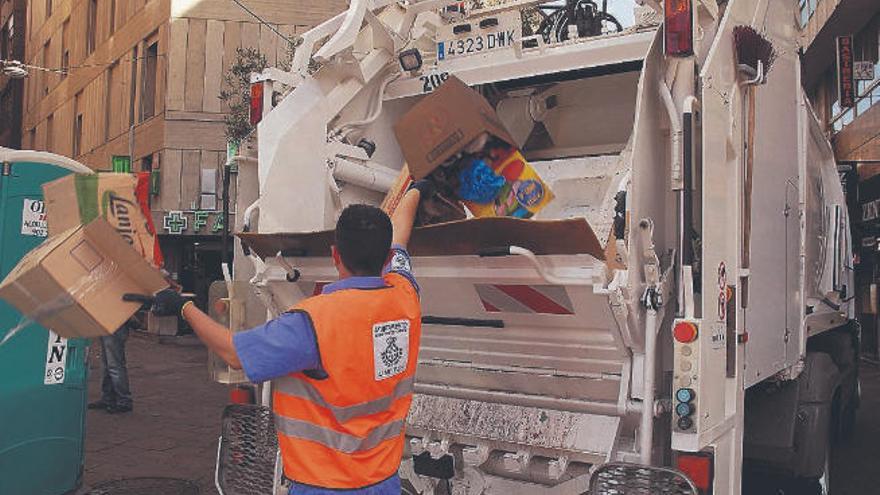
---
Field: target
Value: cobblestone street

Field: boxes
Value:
[77,332,228,494]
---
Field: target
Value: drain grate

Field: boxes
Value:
[85,477,200,495]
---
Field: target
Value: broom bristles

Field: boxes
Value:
[733,25,777,75]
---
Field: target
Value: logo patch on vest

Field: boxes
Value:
[373,319,410,380]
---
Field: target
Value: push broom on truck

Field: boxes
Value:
[210,1,858,494]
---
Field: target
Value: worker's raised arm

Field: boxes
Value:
[391,179,433,249]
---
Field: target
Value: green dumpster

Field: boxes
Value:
[0,149,93,495]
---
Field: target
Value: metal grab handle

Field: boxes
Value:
[478,245,597,287]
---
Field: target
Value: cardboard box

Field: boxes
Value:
[394,76,516,180]
[0,218,168,339]
[460,143,554,219]
[43,173,163,267]
[393,76,553,219]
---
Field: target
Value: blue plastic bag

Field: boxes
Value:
[457,159,505,203]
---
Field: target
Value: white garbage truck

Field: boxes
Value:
[219,1,859,493]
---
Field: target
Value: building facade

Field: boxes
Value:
[21,0,345,315]
[798,0,880,355]
[1,0,26,148]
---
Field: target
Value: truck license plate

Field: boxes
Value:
[437,29,517,60]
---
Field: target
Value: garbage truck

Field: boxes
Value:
[219,0,859,493]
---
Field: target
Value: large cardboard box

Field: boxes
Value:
[394,76,516,180]
[0,218,168,339]
[42,173,163,267]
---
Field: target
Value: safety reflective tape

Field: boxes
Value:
[275,417,405,454]
[475,284,574,315]
[274,376,414,423]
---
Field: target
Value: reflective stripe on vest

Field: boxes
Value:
[275,417,406,454]
[275,375,415,423]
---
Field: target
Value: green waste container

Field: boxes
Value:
[0,150,93,495]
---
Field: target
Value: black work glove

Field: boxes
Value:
[407,178,436,199]
[124,289,188,317]
[152,288,187,317]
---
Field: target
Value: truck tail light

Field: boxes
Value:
[677,452,713,493]
[664,0,693,57]
[249,81,264,126]
[674,321,699,343]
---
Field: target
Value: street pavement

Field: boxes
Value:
[74,331,880,494]
[77,332,228,494]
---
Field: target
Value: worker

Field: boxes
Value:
[143,183,432,494]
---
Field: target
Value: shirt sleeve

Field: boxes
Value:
[385,243,419,294]
[232,311,321,383]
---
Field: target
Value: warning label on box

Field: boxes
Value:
[21,198,48,237]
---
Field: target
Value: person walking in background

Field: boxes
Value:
[89,316,138,414]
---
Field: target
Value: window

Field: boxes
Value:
[0,18,10,60]
[73,92,83,156]
[109,0,116,34]
[46,114,54,150]
[128,45,138,126]
[139,41,158,121]
[200,169,217,210]
[42,41,50,95]
[86,0,97,55]
[104,62,116,141]
[60,19,69,80]
[799,0,819,28]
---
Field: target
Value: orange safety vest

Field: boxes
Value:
[273,272,422,489]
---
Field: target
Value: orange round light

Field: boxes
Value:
[674,322,699,343]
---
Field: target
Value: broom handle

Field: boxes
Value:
[742,86,756,269]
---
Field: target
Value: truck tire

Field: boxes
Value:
[783,433,833,495]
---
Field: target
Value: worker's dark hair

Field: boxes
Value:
[334,204,393,276]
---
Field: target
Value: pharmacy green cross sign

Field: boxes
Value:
[163,211,188,234]
[161,210,224,235]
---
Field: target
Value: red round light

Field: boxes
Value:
[674,322,698,343]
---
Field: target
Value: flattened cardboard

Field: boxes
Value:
[238,217,604,260]
[43,173,160,266]
[380,165,413,215]
[0,218,168,338]
[394,76,516,180]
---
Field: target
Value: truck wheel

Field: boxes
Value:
[817,435,832,495]
[840,381,859,441]
[785,431,833,495]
